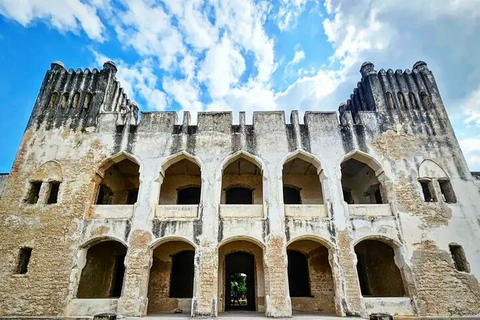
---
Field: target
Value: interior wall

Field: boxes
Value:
[147,241,195,314]
[221,174,263,204]
[354,240,405,297]
[283,175,323,204]
[77,241,127,298]
[341,163,380,204]
[159,175,201,204]
[218,240,265,312]
[287,240,335,313]
[99,162,139,204]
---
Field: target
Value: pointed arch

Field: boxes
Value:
[94,151,141,205]
[281,149,324,175]
[221,151,264,205]
[159,151,202,178]
[221,150,264,171]
[158,152,202,205]
[341,150,383,176]
[418,159,448,179]
[32,160,63,182]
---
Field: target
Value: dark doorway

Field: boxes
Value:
[287,250,310,297]
[283,186,301,204]
[225,252,256,311]
[226,187,253,204]
[177,187,201,204]
[169,250,195,298]
[111,254,126,297]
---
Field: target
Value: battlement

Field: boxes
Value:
[28,60,448,137]
[29,61,137,130]
[339,61,442,126]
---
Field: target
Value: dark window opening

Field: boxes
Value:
[420,92,432,109]
[449,244,469,272]
[169,250,194,298]
[126,189,138,204]
[386,92,395,109]
[397,92,407,109]
[47,181,60,204]
[283,186,301,204]
[25,181,42,204]
[61,93,69,108]
[16,247,32,274]
[97,184,114,204]
[287,250,311,297]
[343,189,353,204]
[177,187,201,204]
[226,187,253,204]
[72,92,80,108]
[409,92,418,108]
[49,93,58,107]
[420,180,436,202]
[111,254,126,297]
[439,180,456,203]
[374,188,382,204]
[84,93,92,109]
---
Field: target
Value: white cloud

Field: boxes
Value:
[458,138,480,171]
[92,51,168,111]
[291,50,305,65]
[277,0,311,31]
[0,0,105,41]
[464,87,480,127]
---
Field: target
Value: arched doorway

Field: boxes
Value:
[77,240,127,298]
[354,239,406,297]
[287,239,335,314]
[147,240,195,314]
[218,240,265,313]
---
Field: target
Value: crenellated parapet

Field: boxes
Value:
[339,61,448,136]
[28,61,138,131]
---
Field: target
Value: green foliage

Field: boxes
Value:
[230,273,247,293]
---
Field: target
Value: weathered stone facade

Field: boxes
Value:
[0,60,479,319]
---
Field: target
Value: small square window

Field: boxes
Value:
[16,247,32,274]
[419,180,436,202]
[47,182,60,204]
[449,244,469,272]
[439,180,456,203]
[25,181,42,204]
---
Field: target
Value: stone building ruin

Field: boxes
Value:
[0,60,479,319]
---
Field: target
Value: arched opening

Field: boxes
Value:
[218,240,265,312]
[96,157,140,205]
[148,240,195,314]
[287,240,335,313]
[159,158,201,205]
[222,156,262,204]
[77,240,127,298]
[418,160,456,203]
[341,155,385,204]
[354,239,405,297]
[283,156,323,204]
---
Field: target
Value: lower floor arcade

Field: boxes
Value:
[69,235,411,318]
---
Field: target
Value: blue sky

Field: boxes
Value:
[0,0,479,172]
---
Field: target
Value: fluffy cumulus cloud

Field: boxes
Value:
[1,0,480,168]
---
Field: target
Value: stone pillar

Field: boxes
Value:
[117,160,157,316]
[327,166,364,317]
[191,159,219,317]
[263,162,292,317]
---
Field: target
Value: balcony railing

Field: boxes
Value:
[362,297,413,315]
[284,204,328,219]
[348,204,392,217]
[70,298,118,317]
[91,205,134,219]
[156,205,198,219]
[219,204,264,218]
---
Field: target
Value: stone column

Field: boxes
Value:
[191,157,219,317]
[326,166,364,317]
[263,161,292,317]
[117,160,157,316]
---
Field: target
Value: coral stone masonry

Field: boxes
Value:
[0,60,479,319]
